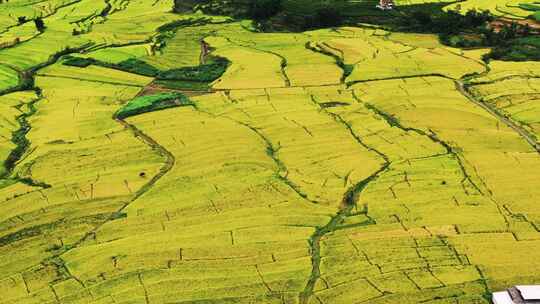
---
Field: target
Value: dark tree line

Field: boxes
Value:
[398,7,537,61]
[398,8,494,34]
[16,15,46,32]
[248,0,344,30]
[172,0,538,61]
[174,0,344,30]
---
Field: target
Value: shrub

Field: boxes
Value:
[314,6,343,28]
[34,18,46,32]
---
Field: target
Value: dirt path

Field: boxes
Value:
[455,80,540,154]
[490,18,540,34]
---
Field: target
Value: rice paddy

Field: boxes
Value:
[445,0,540,19]
[0,1,539,304]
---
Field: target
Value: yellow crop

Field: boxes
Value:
[1,1,539,303]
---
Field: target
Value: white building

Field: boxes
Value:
[376,0,394,10]
[493,286,540,304]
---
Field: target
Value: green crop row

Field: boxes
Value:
[62,56,229,87]
[115,92,194,119]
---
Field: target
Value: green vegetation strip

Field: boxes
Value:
[300,163,389,304]
[62,56,229,89]
[115,92,195,119]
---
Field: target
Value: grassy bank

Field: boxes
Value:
[115,92,194,119]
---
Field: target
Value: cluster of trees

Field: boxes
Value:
[440,22,533,48]
[173,0,344,30]
[398,7,538,61]
[247,0,282,20]
[174,0,249,17]
[398,8,494,34]
[16,16,46,32]
[172,0,538,61]
[247,0,344,30]
[483,23,533,44]
[483,26,539,61]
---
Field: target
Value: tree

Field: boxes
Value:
[248,0,282,20]
[314,6,343,28]
[173,0,210,13]
[34,17,45,32]
[411,11,432,28]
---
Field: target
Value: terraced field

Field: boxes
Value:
[393,0,540,19]
[1,1,539,304]
[444,0,540,19]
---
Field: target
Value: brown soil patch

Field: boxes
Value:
[490,17,540,34]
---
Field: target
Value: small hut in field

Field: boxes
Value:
[376,0,395,10]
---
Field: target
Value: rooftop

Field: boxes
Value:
[493,286,540,304]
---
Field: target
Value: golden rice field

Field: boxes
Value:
[0,1,539,304]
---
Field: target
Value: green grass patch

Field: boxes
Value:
[115,92,194,119]
[153,80,210,91]
[63,55,229,86]
[63,56,160,77]
[156,58,229,82]
[62,56,94,67]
